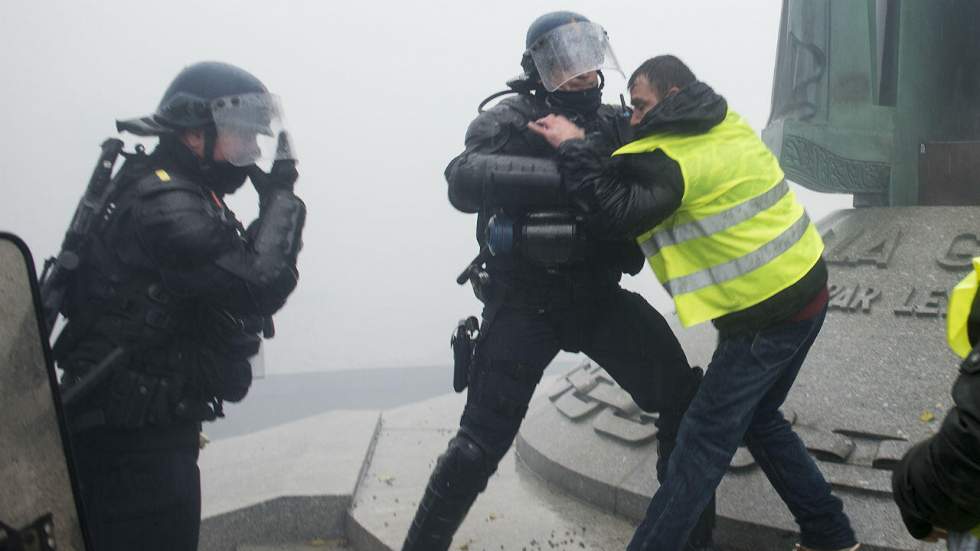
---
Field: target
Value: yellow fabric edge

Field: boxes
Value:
[947,260,980,358]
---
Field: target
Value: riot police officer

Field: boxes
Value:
[52,61,305,551]
[402,12,714,551]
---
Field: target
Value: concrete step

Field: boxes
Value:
[199,409,382,551]
[346,387,641,551]
[239,539,352,551]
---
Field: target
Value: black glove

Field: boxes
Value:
[248,132,299,195]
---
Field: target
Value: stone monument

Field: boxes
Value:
[517,2,980,549]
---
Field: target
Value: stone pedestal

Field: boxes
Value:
[518,207,980,550]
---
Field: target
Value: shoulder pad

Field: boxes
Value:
[465,95,548,153]
[135,168,205,198]
[496,94,543,121]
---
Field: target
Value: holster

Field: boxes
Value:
[451,316,480,393]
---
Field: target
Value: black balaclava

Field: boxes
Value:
[544,72,605,118]
[160,132,250,196]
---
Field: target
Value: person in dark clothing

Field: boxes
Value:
[53,61,305,551]
[891,259,980,549]
[401,16,713,551]
[530,55,858,551]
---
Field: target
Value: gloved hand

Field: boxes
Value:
[248,132,299,195]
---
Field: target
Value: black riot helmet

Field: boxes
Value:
[519,11,624,93]
[117,61,295,168]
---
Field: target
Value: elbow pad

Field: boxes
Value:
[252,190,306,265]
[450,153,567,209]
[215,190,306,313]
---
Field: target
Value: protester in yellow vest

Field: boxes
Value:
[891,258,980,550]
[529,55,858,551]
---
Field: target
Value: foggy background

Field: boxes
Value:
[0,1,850,375]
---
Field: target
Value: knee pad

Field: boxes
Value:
[433,434,497,496]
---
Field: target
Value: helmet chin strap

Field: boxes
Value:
[202,125,218,170]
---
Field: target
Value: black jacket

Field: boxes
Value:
[556,82,827,333]
[892,351,980,538]
[58,140,306,427]
[445,93,644,291]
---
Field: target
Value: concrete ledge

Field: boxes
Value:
[346,387,640,551]
[199,409,381,550]
[201,495,348,551]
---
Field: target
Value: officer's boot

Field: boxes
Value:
[401,435,494,551]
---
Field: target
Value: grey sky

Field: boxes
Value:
[0,1,850,374]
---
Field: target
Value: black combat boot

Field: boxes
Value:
[401,435,492,551]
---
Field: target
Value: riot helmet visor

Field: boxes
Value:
[527,21,623,92]
[210,92,295,167]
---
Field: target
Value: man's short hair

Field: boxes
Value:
[629,55,697,98]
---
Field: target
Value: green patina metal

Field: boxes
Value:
[763,0,980,206]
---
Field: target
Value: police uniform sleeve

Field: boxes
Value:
[445,101,564,213]
[138,179,305,317]
[891,361,980,536]
[555,139,684,240]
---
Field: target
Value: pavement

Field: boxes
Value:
[199,376,641,551]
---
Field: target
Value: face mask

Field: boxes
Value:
[546,86,603,116]
[205,162,250,196]
[163,134,250,196]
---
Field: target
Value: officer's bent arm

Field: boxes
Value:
[139,186,306,317]
[555,138,684,240]
[445,103,564,213]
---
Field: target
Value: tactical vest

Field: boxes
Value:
[612,110,824,327]
[56,167,245,431]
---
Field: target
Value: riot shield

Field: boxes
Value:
[0,233,89,551]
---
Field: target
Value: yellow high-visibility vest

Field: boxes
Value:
[612,110,824,327]
[947,257,980,359]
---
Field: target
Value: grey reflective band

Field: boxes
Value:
[663,212,812,296]
[640,180,791,259]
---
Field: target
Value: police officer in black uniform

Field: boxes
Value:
[53,61,305,551]
[402,12,714,551]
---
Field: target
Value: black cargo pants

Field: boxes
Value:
[461,284,699,481]
[404,280,716,550]
[72,424,202,551]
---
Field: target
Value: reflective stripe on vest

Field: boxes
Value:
[661,211,812,296]
[638,179,792,260]
[613,110,824,327]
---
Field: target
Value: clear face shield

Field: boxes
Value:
[210,92,296,167]
[527,21,624,92]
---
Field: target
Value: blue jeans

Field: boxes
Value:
[628,304,857,550]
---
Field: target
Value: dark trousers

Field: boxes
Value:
[628,304,856,551]
[464,287,697,472]
[404,284,711,550]
[72,426,201,551]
